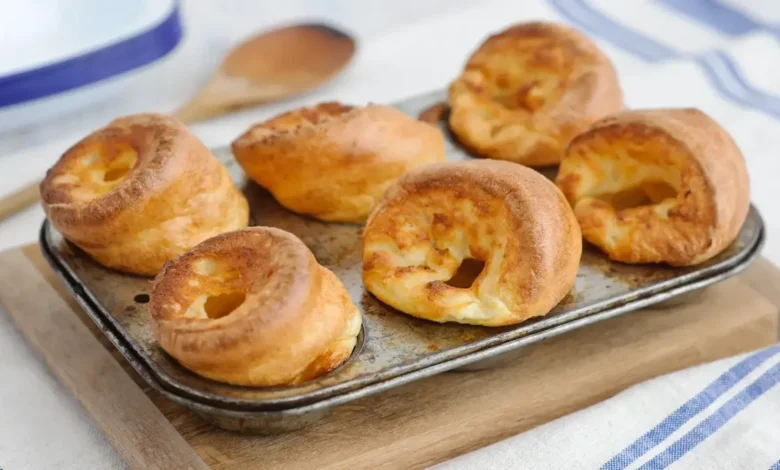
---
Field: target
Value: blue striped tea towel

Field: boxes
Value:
[433,345,780,469]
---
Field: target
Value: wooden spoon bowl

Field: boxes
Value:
[173,23,356,123]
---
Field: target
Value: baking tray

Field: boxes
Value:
[40,89,765,432]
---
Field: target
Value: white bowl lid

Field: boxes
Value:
[0,0,182,109]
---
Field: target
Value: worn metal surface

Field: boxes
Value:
[40,89,765,424]
[39,224,766,434]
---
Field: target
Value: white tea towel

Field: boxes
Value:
[434,345,780,469]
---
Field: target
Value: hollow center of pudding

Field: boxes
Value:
[203,292,246,319]
[569,133,686,216]
[378,194,507,295]
[95,147,137,189]
[595,181,678,210]
[183,257,247,320]
[53,143,139,202]
[445,258,485,288]
[103,166,130,182]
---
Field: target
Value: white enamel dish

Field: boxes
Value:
[0,0,182,133]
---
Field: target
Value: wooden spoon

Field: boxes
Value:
[0,23,356,222]
[174,22,356,122]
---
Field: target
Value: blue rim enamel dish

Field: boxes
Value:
[0,0,182,129]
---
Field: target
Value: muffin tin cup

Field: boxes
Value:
[39,89,766,433]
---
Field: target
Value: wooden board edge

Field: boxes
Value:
[738,257,780,311]
[0,247,208,470]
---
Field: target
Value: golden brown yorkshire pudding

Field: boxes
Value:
[231,101,446,223]
[40,114,249,276]
[448,21,623,166]
[555,108,750,266]
[150,227,362,387]
[362,160,581,326]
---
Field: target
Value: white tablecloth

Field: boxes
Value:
[1,1,779,468]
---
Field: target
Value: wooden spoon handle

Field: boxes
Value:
[172,99,234,125]
[0,183,40,222]
[171,71,282,124]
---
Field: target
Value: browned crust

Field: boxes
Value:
[363,160,581,326]
[149,227,361,387]
[448,21,623,166]
[556,108,750,266]
[40,113,249,276]
[231,102,446,223]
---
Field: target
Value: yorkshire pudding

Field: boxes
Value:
[556,108,750,266]
[40,114,249,276]
[448,21,623,166]
[150,227,362,387]
[362,160,581,326]
[231,101,446,223]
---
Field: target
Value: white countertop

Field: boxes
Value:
[2,1,779,468]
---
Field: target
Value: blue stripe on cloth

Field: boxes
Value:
[601,345,780,470]
[770,460,780,470]
[655,0,759,36]
[695,54,750,101]
[548,0,676,61]
[0,4,182,108]
[638,360,780,470]
[547,0,780,119]
[714,51,780,110]
[697,53,780,119]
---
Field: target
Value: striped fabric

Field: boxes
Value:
[431,0,780,468]
[436,346,780,469]
[548,0,780,118]
[603,347,780,469]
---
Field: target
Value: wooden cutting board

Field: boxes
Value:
[0,244,778,470]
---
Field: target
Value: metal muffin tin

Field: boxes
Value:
[40,89,766,433]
